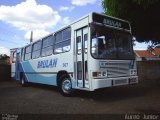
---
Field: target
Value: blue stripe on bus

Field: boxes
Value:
[25,73,57,85]
[21,61,57,86]
[18,61,76,88]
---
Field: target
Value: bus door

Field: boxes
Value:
[75,27,89,88]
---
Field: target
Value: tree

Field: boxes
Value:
[0,54,10,64]
[0,54,9,60]
[102,0,160,45]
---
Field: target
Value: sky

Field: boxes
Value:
[0,0,149,55]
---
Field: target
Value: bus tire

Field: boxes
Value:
[59,74,74,96]
[20,74,26,87]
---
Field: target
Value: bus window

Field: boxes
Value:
[32,41,41,59]
[62,40,70,52]
[55,31,62,42]
[76,36,81,54]
[54,27,71,54]
[25,45,31,60]
[41,35,54,57]
[63,27,71,40]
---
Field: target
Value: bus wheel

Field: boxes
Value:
[59,75,74,96]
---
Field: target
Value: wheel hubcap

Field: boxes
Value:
[62,79,71,93]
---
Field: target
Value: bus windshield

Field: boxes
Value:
[91,24,135,60]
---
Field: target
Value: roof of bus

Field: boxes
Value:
[55,12,130,33]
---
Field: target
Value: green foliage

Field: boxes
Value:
[0,54,9,65]
[0,54,9,60]
[102,0,160,45]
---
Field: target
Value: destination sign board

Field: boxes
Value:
[92,13,130,30]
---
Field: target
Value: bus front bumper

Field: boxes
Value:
[91,76,138,91]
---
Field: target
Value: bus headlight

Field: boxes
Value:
[92,71,108,77]
[130,69,137,76]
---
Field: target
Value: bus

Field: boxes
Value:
[10,12,138,96]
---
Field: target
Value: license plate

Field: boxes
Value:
[113,79,128,86]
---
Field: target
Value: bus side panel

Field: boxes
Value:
[21,61,57,85]
[21,52,74,86]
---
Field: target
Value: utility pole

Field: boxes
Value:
[30,31,33,43]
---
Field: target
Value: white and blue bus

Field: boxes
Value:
[10,12,138,96]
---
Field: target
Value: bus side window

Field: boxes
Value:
[32,41,41,59]
[41,35,54,57]
[63,28,71,52]
[24,45,31,60]
[54,27,71,54]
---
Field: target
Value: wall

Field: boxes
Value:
[137,61,160,83]
[0,64,11,81]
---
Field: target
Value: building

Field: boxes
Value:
[134,48,160,61]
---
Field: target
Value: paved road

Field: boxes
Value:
[0,80,160,115]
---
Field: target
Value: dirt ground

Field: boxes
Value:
[0,80,160,119]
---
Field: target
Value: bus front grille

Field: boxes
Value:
[106,61,130,78]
